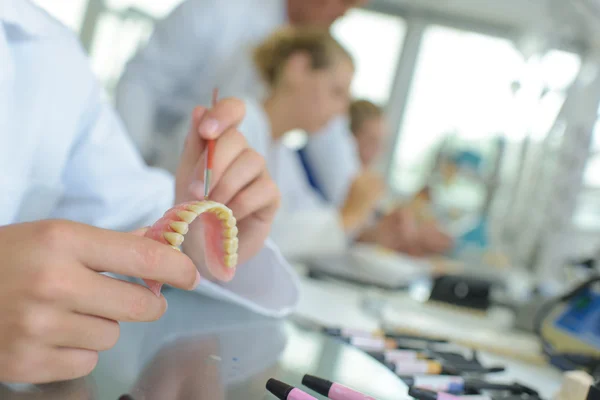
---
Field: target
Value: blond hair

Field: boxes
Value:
[349,99,383,135]
[253,26,353,86]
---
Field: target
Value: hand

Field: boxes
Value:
[340,170,385,231]
[417,220,454,254]
[357,207,422,255]
[357,207,453,257]
[175,98,280,279]
[0,220,199,383]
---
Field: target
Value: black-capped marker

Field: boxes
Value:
[266,378,317,400]
[408,387,460,400]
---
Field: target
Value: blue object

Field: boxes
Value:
[297,148,327,201]
[450,150,483,173]
[554,288,600,349]
[448,217,489,257]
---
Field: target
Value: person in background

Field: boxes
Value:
[349,99,454,256]
[349,99,389,168]
[115,0,369,206]
[0,0,297,384]
[234,27,434,259]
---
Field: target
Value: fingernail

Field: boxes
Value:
[198,118,219,139]
[188,181,205,197]
[193,270,202,289]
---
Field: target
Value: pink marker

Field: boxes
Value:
[267,378,317,400]
[302,375,377,400]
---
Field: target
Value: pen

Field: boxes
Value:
[204,88,218,199]
[302,374,377,400]
[267,378,317,400]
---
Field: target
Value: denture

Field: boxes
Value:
[142,200,238,296]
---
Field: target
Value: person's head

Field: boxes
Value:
[254,27,354,134]
[287,0,370,28]
[349,99,387,166]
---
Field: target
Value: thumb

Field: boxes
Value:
[129,226,150,237]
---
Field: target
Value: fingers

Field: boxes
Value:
[207,148,265,206]
[41,348,99,383]
[7,346,99,384]
[70,270,167,323]
[50,311,120,351]
[189,128,248,197]
[197,97,246,140]
[129,226,150,236]
[70,225,199,291]
[226,170,280,221]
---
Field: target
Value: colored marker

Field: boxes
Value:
[204,88,218,199]
[324,327,383,339]
[401,376,465,393]
[324,327,447,343]
[340,336,398,352]
[302,375,376,400]
[389,360,444,375]
[408,387,460,400]
[368,349,422,363]
[267,378,317,400]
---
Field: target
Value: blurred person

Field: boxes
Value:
[237,27,445,259]
[349,99,388,168]
[0,0,297,384]
[238,27,380,258]
[115,0,369,206]
[348,99,454,256]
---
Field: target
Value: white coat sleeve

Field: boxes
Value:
[53,65,299,316]
[302,115,361,206]
[114,0,233,159]
[51,76,174,231]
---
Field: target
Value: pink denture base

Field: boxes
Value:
[142,201,234,296]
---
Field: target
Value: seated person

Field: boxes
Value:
[0,0,296,384]
[348,99,454,257]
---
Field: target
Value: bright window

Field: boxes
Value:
[389,25,580,194]
[332,9,406,105]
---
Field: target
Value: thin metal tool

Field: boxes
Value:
[204,88,218,199]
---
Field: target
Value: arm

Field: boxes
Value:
[114,0,236,160]
[52,76,173,231]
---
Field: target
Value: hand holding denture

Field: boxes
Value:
[142,98,280,294]
[0,220,199,383]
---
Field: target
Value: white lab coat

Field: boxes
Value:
[114,0,360,205]
[0,0,299,318]
[238,99,348,259]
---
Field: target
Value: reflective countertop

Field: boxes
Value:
[0,288,408,400]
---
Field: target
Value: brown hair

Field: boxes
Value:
[349,99,383,134]
[253,26,353,86]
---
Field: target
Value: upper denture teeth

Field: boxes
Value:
[187,203,209,214]
[223,238,239,254]
[224,254,238,268]
[224,217,236,228]
[224,226,238,238]
[176,210,197,223]
[169,221,189,234]
[164,232,184,246]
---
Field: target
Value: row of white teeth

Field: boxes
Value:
[163,201,238,268]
